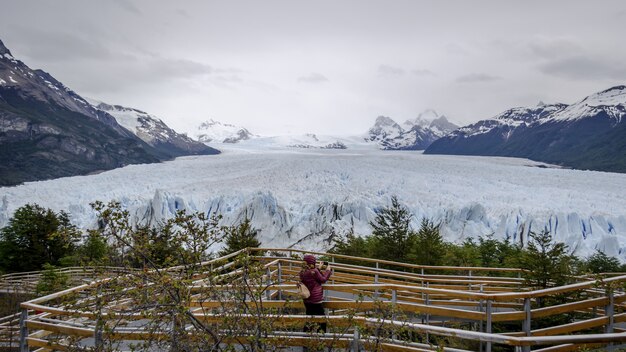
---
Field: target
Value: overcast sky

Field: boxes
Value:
[1,0,626,135]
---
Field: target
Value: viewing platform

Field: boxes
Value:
[3,248,626,351]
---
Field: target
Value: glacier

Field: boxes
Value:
[0,144,625,260]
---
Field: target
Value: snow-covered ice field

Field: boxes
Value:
[1,145,625,259]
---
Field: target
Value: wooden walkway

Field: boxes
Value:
[0,267,131,294]
[7,248,626,351]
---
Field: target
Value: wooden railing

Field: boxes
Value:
[12,248,626,351]
[0,266,131,294]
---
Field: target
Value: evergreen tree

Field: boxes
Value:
[585,250,621,274]
[219,217,261,256]
[519,230,573,289]
[330,227,376,266]
[129,225,185,268]
[331,227,371,258]
[0,204,79,272]
[478,235,522,268]
[369,196,415,262]
[443,238,481,267]
[35,263,69,295]
[412,219,445,266]
[80,231,110,264]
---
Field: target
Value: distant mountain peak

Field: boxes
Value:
[599,85,626,94]
[579,85,626,107]
[425,85,626,173]
[0,39,11,56]
[367,111,457,150]
[403,109,453,128]
[195,119,255,143]
[417,109,440,121]
[374,115,399,127]
[87,99,217,157]
[429,115,458,131]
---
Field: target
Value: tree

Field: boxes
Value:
[519,230,573,289]
[477,235,522,268]
[330,227,376,266]
[35,263,69,295]
[219,217,261,256]
[443,238,481,267]
[80,231,110,264]
[0,204,79,272]
[585,250,621,274]
[369,196,416,262]
[72,201,332,352]
[411,219,446,266]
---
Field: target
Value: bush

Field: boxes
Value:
[0,204,79,272]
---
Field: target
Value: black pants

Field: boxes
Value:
[304,302,326,333]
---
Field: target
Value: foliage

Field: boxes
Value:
[442,239,481,267]
[35,263,69,295]
[329,227,376,266]
[219,217,261,256]
[519,230,574,289]
[0,204,79,272]
[331,197,528,271]
[477,235,522,268]
[369,196,416,263]
[584,250,622,274]
[54,200,369,352]
[411,219,445,266]
[79,231,110,265]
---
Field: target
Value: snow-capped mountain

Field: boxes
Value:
[450,103,567,140]
[549,85,626,123]
[195,119,256,143]
[0,38,218,186]
[1,146,624,260]
[366,110,458,150]
[425,86,626,173]
[0,38,167,186]
[88,99,218,157]
[0,40,128,135]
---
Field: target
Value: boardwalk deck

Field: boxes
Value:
[4,248,626,351]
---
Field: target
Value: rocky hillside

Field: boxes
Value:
[366,110,458,150]
[425,86,626,173]
[0,38,216,186]
[88,99,218,157]
[195,119,256,143]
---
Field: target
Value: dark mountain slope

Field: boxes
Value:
[0,38,218,186]
[425,87,626,173]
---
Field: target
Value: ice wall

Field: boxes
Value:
[1,147,624,260]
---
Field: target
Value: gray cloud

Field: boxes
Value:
[539,56,626,80]
[61,56,216,94]
[297,73,329,83]
[412,69,436,77]
[378,65,405,76]
[215,75,243,83]
[110,0,142,15]
[445,43,470,56]
[149,57,213,77]
[456,73,502,83]
[529,38,581,59]
[9,28,117,62]
[175,8,191,18]
[1,0,625,135]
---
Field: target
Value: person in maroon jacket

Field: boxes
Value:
[300,254,332,333]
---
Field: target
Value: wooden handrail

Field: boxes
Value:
[14,247,626,351]
[251,247,524,273]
